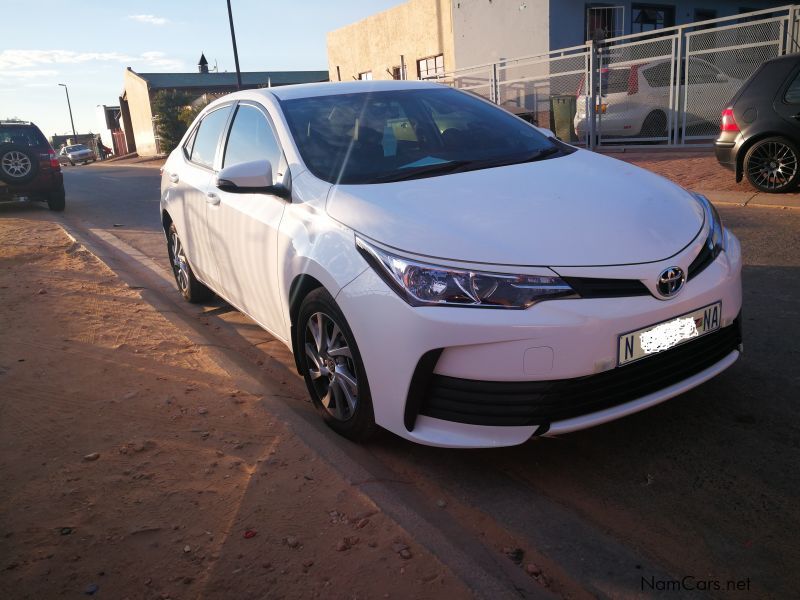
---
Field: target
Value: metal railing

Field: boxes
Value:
[434,5,800,149]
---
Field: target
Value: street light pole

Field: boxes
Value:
[58,83,77,139]
[226,0,243,90]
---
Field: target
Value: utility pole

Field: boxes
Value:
[58,83,77,138]
[226,0,243,90]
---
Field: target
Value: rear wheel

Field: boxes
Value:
[743,136,800,193]
[166,223,213,303]
[296,288,376,442]
[641,111,667,138]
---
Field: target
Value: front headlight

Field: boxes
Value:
[693,193,726,258]
[355,237,576,309]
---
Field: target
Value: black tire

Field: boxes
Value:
[0,143,39,184]
[166,223,213,303]
[743,136,800,193]
[47,187,65,211]
[641,111,667,138]
[296,288,376,442]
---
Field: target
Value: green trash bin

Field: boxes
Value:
[550,95,578,142]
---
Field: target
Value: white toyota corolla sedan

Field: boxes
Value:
[160,80,742,449]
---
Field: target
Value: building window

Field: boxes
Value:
[417,54,444,80]
[631,4,675,34]
[391,66,402,80]
[585,4,625,41]
[358,71,373,80]
[693,9,717,30]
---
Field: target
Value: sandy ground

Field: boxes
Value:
[0,217,471,600]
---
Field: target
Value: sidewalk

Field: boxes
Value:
[609,149,800,209]
[0,216,470,600]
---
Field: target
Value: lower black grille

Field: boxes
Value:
[562,276,650,298]
[417,316,741,427]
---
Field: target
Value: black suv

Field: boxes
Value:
[716,54,800,193]
[0,121,65,210]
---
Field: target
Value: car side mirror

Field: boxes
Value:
[216,159,290,198]
[537,127,557,139]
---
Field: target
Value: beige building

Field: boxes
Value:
[119,60,328,157]
[326,0,552,83]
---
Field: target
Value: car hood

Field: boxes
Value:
[326,150,704,267]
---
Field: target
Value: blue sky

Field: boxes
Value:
[0,0,401,139]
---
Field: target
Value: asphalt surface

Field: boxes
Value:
[7,161,799,598]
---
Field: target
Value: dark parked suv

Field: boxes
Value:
[716,54,800,193]
[0,121,65,210]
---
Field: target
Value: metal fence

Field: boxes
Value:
[435,4,800,148]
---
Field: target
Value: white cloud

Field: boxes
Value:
[128,14,168,26]
[0,49,184,75]
[0,69,59,79]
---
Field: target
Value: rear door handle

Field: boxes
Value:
[793,113,800,120]
[169,173,179,183]
[206,192,220,206]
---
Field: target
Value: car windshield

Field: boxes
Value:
[279,87,559,184]
[67,145,88,152]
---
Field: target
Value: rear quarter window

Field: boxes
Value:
[0,126,47,147]
[785,70,800,103]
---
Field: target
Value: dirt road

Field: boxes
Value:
[0,217,472,599]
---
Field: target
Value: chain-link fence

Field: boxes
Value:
[683,17,786,140]
[438,5,800,148]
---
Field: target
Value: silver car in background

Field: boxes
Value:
[59,144,95,166]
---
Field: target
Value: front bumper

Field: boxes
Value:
[336,231,743,448]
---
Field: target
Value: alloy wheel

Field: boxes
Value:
[1,151,32,178]
[747,141,798,191]
[304,311,359,422]
[169,230,190,293]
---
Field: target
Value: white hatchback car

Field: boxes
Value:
[574,57,742,139]
[160,81,742,449]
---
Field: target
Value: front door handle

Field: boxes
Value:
[169,173,179,183]
[792,113,800,120]
[206,192,220,206]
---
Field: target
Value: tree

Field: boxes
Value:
[151,90,194,154]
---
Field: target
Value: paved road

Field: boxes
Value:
[15,162,800,597]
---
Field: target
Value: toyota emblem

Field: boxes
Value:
[657,267,685,298]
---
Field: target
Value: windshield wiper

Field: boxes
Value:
[366,146,562,184]
[367,160,471,183]
[449,146,562,174]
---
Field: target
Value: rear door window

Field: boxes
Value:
[187,107,231,169]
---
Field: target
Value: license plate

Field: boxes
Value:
[618,302,722,366]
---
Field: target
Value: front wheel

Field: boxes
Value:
[743,136,800,193]
[166,223,213,303]
[296,288,376,442]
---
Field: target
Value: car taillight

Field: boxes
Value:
[39,152,60,170]
[721,107,739,132]
[628,65,640,95]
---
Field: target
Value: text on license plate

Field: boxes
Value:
[618,302,722,366]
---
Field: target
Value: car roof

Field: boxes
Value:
[257,79,445,101]
[761,53,800,67]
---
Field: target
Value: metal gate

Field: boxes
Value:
[596,35,678,144]
[437,4,800,149]
[683,16,787,141]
